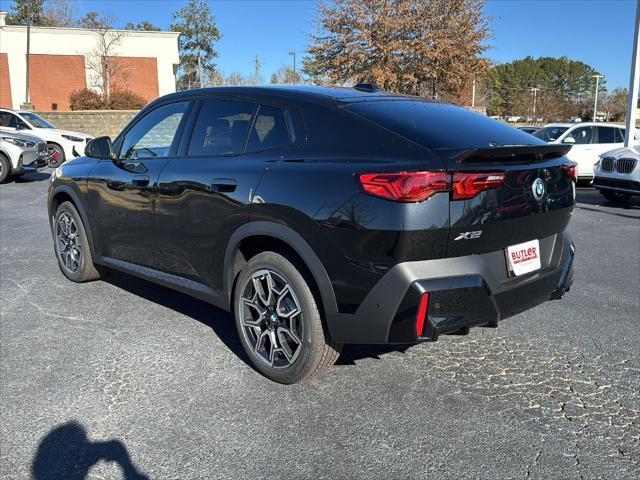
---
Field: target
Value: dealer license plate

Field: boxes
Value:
[506,239,541,276]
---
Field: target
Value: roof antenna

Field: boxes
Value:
[353,83,381,92]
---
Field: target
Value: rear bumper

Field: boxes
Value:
[326,232,574,344]
[593,177,640,195]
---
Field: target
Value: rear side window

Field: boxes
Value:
[597,126,616,143]
[246,105,291,151]
[343,100,543,150]
[567,126,595,144]
[614,128,625,143]
[188,99,258,156]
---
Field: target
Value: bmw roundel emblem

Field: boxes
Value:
[532,178,546,201]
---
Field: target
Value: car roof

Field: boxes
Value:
[544,122,624,128]
[150,85,421,108]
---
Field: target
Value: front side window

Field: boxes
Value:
[596,127,616,144]
[614,128,625,143]
[120,102,188,159]
[246,104,291,151]
[0,112,29,130]
[188,99,257,156]
[566,126,594,144]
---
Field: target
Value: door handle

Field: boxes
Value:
[107,180,126,191]
[211,178,237,193]
[132,175,150,187]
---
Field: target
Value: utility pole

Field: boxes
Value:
[592,74,604,122]
[289,51,296,83]
[531,87,539,119]
[624,1,640,147]
[471,77,476,108]
[254,55,262,85]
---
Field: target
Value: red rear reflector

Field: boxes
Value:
[561,161,578,182]
[451,172,506,200]
[359,172,450,202]
[415,293,429,337]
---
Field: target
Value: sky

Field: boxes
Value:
[37,0,640,90]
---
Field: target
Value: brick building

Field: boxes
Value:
[0,11,179,111]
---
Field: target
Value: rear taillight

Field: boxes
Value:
[358,172,450,202]
[561,161,578,182]
[451,172,506,200]
[415,293,429,337]
[359,171,505,202]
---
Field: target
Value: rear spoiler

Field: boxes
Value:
[433,144,572,164]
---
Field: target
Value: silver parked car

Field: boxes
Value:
[0,129,48,183]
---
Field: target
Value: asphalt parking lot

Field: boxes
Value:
[1,171,639,479]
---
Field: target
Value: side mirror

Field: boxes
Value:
[16,123,27,131]
[85,136,114,159]
[563,136,576,144]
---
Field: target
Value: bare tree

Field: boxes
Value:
[81,13,128,102]
[225,72,251,86]
[270,66,301,85]
[44,0,75,27]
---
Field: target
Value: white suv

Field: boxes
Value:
[593,146,639,203]
[0,109,92,166]
[0,130,48,183]
[533,122,637,182]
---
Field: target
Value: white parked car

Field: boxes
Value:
[533,122,638,182]
[0,109,92,166]
[593,146,640,203]
[0,130,48,183]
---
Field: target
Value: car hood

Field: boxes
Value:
[47,128,93,140]
[0,127,46,143]
[601,145,640,159]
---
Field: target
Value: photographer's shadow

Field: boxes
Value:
[31,421,148,480]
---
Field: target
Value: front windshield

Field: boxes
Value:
[533,126,569,142]
[20,112,55,129]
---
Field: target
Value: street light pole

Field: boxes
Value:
[624,1,640,147]
[531,87,539,119]
[592,74,603,122]
[471,77,476,108]
[24,0,32,108]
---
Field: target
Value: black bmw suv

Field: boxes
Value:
[48,85,575,383]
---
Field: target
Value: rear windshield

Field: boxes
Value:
[344,100,543,150]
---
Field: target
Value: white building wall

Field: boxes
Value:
[0,22,179,108]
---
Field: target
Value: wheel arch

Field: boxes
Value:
[223,222,338,316]
[50,185,96,254]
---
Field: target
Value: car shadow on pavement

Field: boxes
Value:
[31,420,148,479]
[11,171,51,183]
[576,188,640,210]
[102,271,414,367]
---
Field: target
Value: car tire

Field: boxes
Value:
[233,251,342,384]
[53,201,101,282]
[47,143,65,167]
[600,190,631,204]
[0,153,10,184]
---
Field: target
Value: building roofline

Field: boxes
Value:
[0,23,180,37]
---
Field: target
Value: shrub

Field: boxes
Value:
[69,88,104,110]
[68,88,147,110]
[107,90,147,110]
